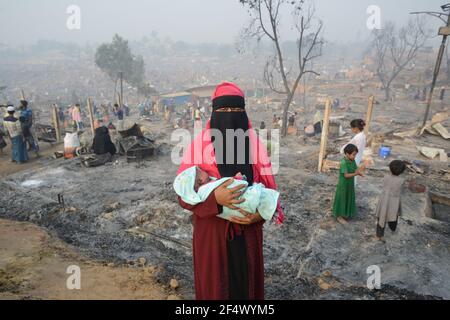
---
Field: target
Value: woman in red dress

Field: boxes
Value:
[176,82,283,300]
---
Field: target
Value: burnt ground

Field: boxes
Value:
[1,91,450,300]
[0,218,170,300]
[1,113,449,300]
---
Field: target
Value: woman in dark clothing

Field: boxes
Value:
[176,82,283,300]
[92,126,116,156]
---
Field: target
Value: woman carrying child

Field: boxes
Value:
[176,82,283,300]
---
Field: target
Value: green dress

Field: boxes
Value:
[332,158,357,218]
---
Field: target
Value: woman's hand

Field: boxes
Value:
[229,209,264,225]
[214,179,246,210]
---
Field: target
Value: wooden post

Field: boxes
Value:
[119,71,124,107]
[318,98,332,172]
[116,93,121,107]
[365,95,375,136]
[52,104,61,142]
[87,98,95,135]
[20,90,25,100]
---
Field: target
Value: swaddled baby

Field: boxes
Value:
[173,166,279,221]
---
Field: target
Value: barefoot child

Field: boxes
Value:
[374,160,406,240]
[332,144,364,224]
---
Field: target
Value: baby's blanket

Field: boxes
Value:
[173,166,279,221]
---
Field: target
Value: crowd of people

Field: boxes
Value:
[0,82,410,300]
[55,102,132,132]
[172,82,409,300]
[0,100,40,164]
[0,98,136,164]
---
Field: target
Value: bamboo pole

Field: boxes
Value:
[120,71,124,108]
[52,104,61,142]
[318,98,332,172]
[87,98,95,135]
[365,95,375,136]
[116,93,121,107]
[422,12,450,127]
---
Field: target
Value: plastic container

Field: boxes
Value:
[379,145,391,159]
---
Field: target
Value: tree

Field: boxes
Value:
[239,0,323,137]
[370,18,428,101]
[95,34,148,96]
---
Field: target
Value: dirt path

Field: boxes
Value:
[0,138,178,300]
[0,218,177,300]
[0,141,61,179]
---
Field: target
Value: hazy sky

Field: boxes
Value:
[0,0,445,46]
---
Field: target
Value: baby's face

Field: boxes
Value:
[195,168,210,191]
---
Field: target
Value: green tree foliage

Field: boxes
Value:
[95,34,146,91]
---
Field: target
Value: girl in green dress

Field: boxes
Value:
[332,144,364,224]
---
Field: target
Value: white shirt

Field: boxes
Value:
[3,117,22,138]
[341,131,366,165]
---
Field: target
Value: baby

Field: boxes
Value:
[174,166,279,222]
[193,167,243,191]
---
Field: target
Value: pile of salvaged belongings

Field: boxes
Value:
[417,146,448,162]
[35,123,59,143]
[420,111,450,139]
[81,153,112,167]
[418,112,449,162]
[393,111,450,140]
[116,123,156,163]
[393,111,449,163]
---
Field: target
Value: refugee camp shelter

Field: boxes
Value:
[244,88,267,98]
[185,85,216,106]
[185,85,216,99]
[160,91,193,106]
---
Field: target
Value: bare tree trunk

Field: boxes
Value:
[281,92,295,137]
[113,77,118,105]
[384,87,390,101]
[239,0,323,138]
[446,45,450,82]
[371,18,428,103]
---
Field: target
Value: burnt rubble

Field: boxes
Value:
[0,145,449,299]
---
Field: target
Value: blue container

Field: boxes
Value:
[379,146,391,159]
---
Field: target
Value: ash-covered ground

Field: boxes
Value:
[1,122,449,300]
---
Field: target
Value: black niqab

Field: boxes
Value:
[210,111,253,184]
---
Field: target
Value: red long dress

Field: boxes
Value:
[179,192,265,300]
[176,119,282,300]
